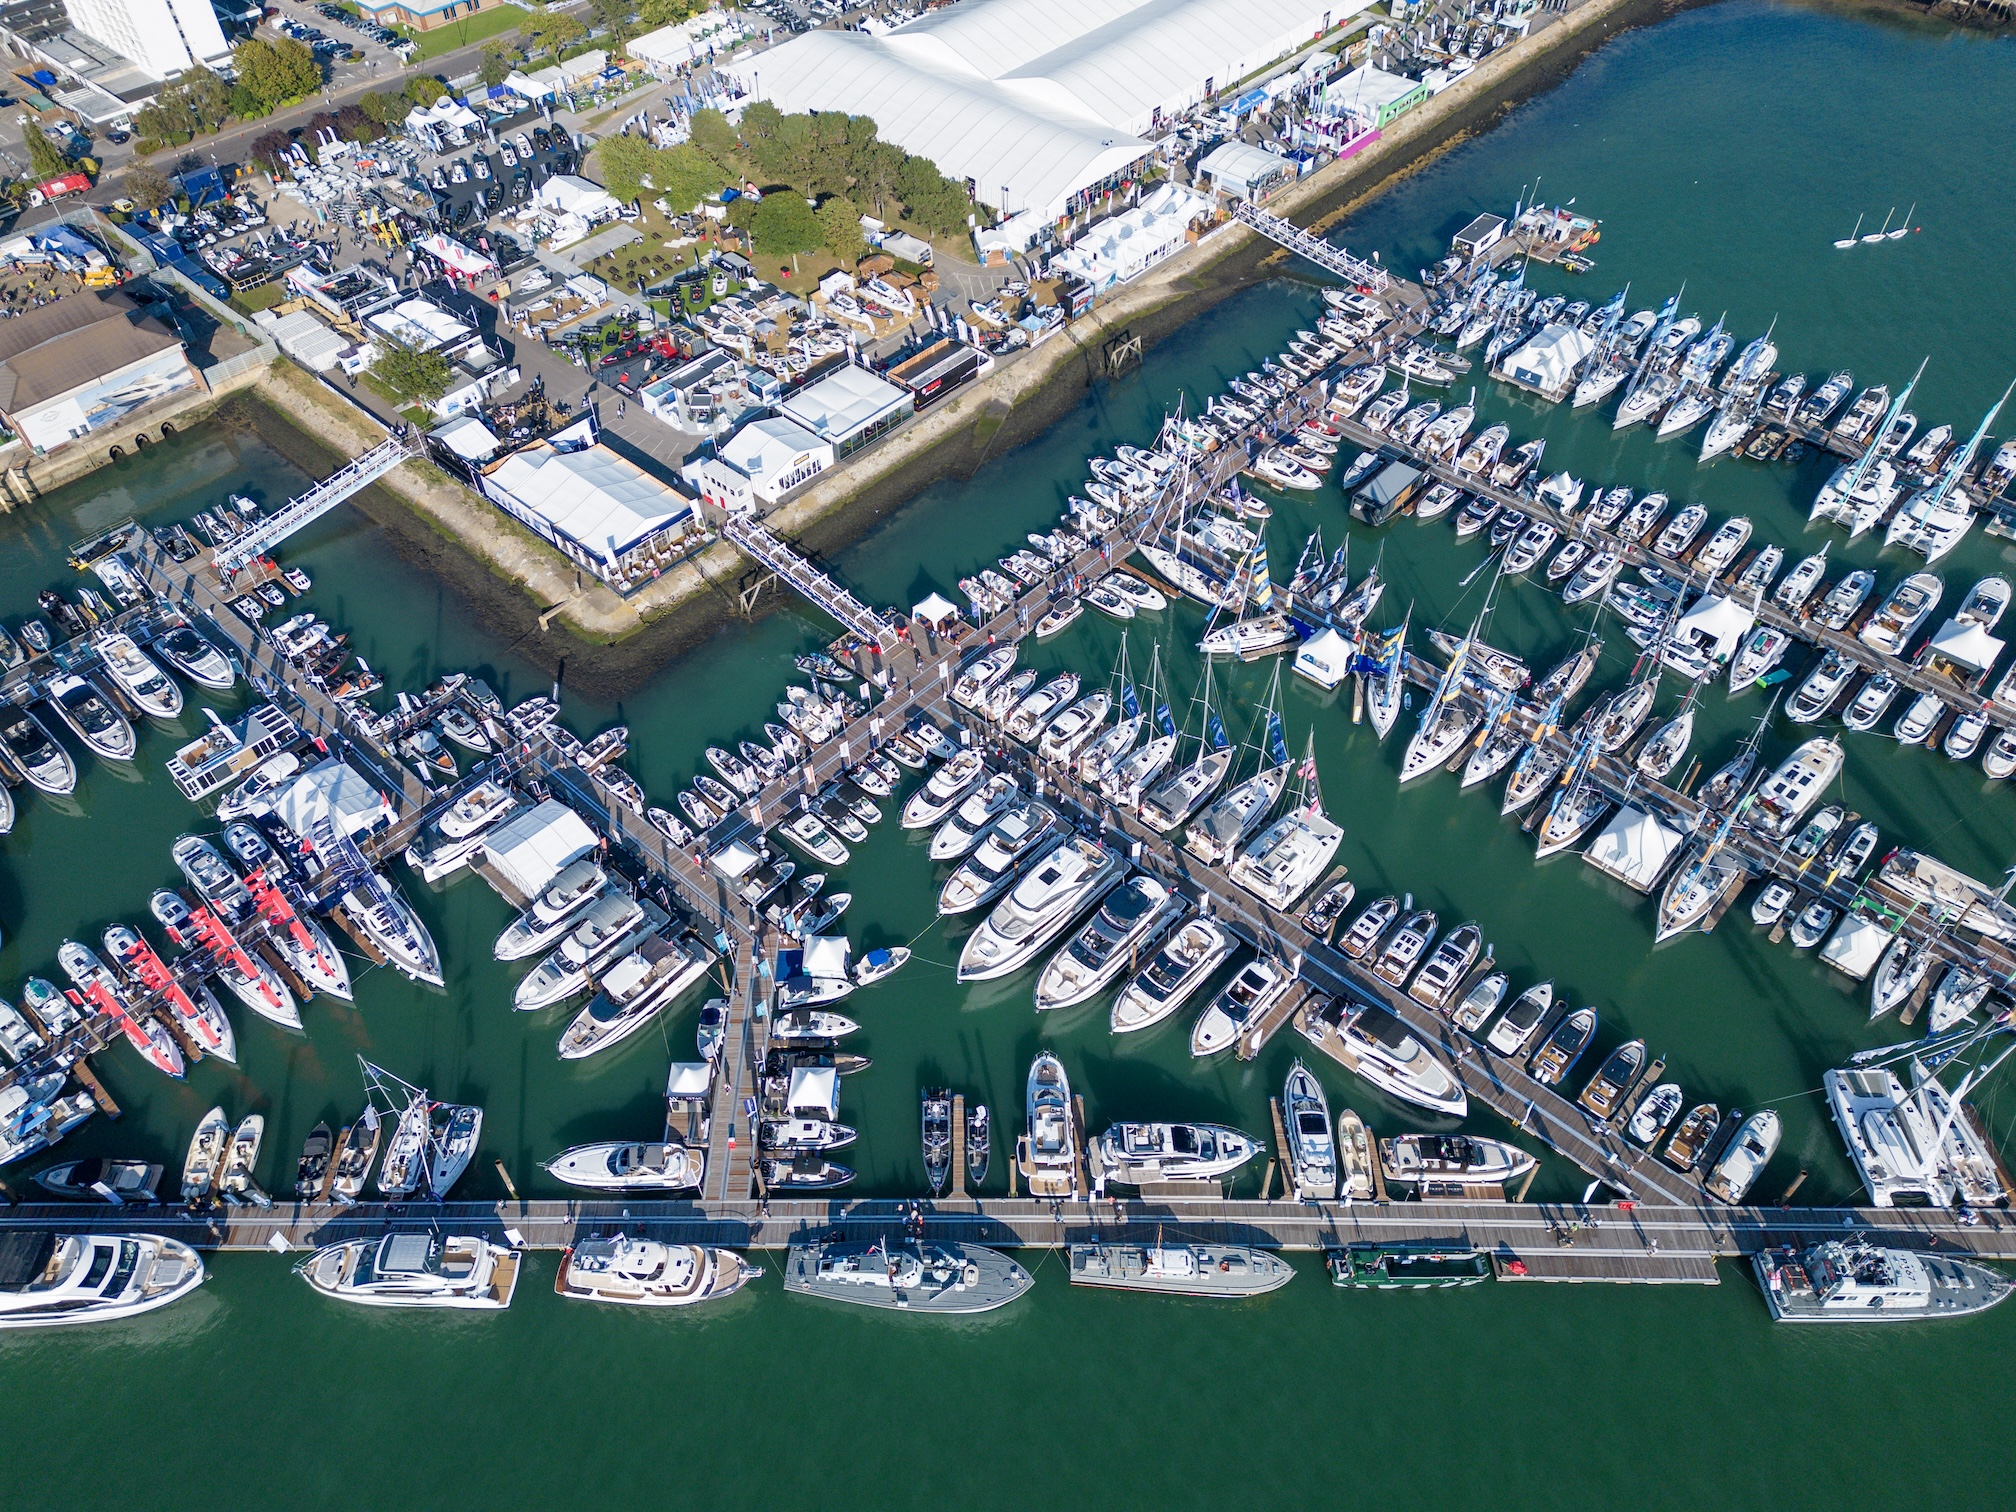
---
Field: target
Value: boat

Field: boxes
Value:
[553,1235,757,1308]
[1751,879,1796,926]
[342,873,442,986]
[1756,1237,2011,1323]
[1035,876,1184,1010]
[1842,670,1903,731]
[1370,909,1438,987]
[957,835,1124,981]
[1092,1121,1258,1185]
[938,800,1061,914]
[1928,964,1992,1033]
[558,934,713,1059]
[1328,1241,1490,1288]
[1664,1103,1721,1171]
[1269,1059,1336,1200]
[544,1141,706,1191]
[1869,935,1933,1020]
[0,1232,205,1328]
[1859,572,1943,655]
[929,774,1019,861]
[494,861,610,959]
[0,705,76,794]
[180,1106,229,1203]
[151,623,235,689]
[219,1113,268,1207]
[1529,1006,1596,1086]
[93,632,182,719]
[45,673,135,761]
[780,812,850,867]
[783,1239,1031,1313]
[1339,894,1401,960]
[1813,570,1876,632]
[298,1233,521,1309]
[1894,691,1943,746]
[1752,738,1846,836]
[1190,958,1290,1056]
[922,1088,953,1196]
[34,1158,163,1203]
[1381,1134,1535,1187]
[1320,1001,1467,1117]
[1628,1084,1684,1146]
[1110,916,1238,1034]
[1408,923,1482,1012]
[1578,1039,1646,1119]
[1450,971,1508,1033]
[1636,704,1695,779]
[1019,1051,1077,1197]
[1705,1109,1780,1203]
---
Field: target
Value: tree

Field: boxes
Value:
[751,193,821,259]
[851,138,904,217]
[182,66,232,132]
[234,38,321,110]
[249,131,294,173]
[817,195,865,263]
[897,154,971,236]
[405,75,447,106]
[592,133,656,202]
[688,108,738,166]
[125,163,174,213]
[373,346,454,405]
[25,130,69,181]
[655,144,723,214]
[479,40,521,87]
[359,90,407,128]
[639,0,706,24]
[228,81,266,120]
[522,9,587,59]
[590,0,636,48]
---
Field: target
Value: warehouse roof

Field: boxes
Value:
[0,291,184,413]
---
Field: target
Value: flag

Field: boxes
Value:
[1300,752,1319,784]
[1156,702,1176,738]
[1121,682,1139,719]
[1207,711,1230,750]
[1266,710,1290,767]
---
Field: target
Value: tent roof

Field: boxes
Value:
[486,442,691,565]
[803,936,851,978]
[1585,805,1684,891]
[1928,617,2006,673]
[787,1065,840,1116]
[912,591,960,624]
[665,1062,713,1098]
[269,758,390,839]
[481,800,599,894]
[1198,140,1291,189]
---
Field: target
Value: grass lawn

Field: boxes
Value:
[396,3,526,61]
[228,281,286,316]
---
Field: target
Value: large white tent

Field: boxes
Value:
[725,0,1361,221]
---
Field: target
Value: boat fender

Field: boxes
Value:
[963,1261,979,1289]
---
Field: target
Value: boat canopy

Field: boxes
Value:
[1818,913,1891,980]
[270,758,393,841]
[481,799,600,898]
[802,936,851,979]
[1584,805,1685,892]
[1674,594,1756,660]
[1292,627,1352,688]
[1925,618,2005,674]
[665,1062,713,1100]
[787,1066,839,1117]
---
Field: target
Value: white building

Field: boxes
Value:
[685,416,834,510]
[1197,140,1296,202]
[1048,182,1210,291]
[62,0,230,81]
[479,418,702,590]
[725,0,1364,223]
[776,364,914,456]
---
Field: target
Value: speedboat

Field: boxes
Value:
[152,623,235,690]
[35,1158,163,1203]
[298,1233,522,1309]
[1371,909,1438,987]
[1190,958,1291,1056]
[93,632,183,718]
[543,1141,706,1191]
[1628,1084,1685,1147]
[1091,1121,1258,1185]
[45,673,135,761]
[0,1233,204,1328]
[1110,916,1238,1034]
[1034,877,1183,1010]
[938,800,1061,914]
[1338,895,1400,960]
[958,836,1124,981]
[1578,1040,1646,1119]
[1282,1060,1337,1200]
[1705,1110,1780,1204]
[555,1236,756,1306]
[1,706,76,794]
[1450,971,1508,1033]
[1529,1006,1596,1087]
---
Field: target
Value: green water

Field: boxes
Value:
[8,5,2016,1504]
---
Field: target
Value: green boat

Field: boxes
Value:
[1327,1241,1492,1289]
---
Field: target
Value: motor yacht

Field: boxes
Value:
[957,836,1125,981]
[298,1232,521,1309]
[1110,916,1238,1034]
[558,934,713,1059]
[1861,572,1944,655]
[1381,1134,1536,1187]
[543,1141,706,1191]
[1226,808,1344,911]
[45,672,134,761]
[512,893,662,1010]
[1034,877,1184,1010]
[1190,958,1291,1056]
[343,874,442,986]
[493,860,609,959]
[1282,1060,1337,1200]
[93,632,182,718]
[1019,1051,1078,1198]
[1091,1121,1258,1186]
[0,1233,204,1328]
[1706,1110,1780,1204]
[0,706,75,794]
[1328,1002,1467,1116]
[938,800,1061,914]
[555,1235,756,1307]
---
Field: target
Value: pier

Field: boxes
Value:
[209,438,415,579]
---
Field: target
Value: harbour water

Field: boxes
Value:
[7,4,2016,1503]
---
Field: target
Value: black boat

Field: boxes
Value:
[966,1103,990,1188]
[922,1088,953,1196]
[295,1120,333,1199]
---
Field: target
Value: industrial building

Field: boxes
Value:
[0,290,198,455]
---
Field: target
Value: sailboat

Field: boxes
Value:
[1140,661,1235,832]
[1834,214,1863,250]
[1077,633,1144,786]
[1887,202,1914,240]
[1812,358,1923,533]
[1399,607,1488,782]
[1184,664,1292,865]
[1886,379,2014,562]
[1102,644,1179,809]
[1365,606,1411,741]
[1654,796,1754,942]
[1861,207,1895,244]
[1534,726,1612,860]
[1197,537,1295,659]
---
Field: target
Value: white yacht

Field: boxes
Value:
[342,874,442,986]
[554,1236,757,1307]
[1858,572,1943,656]
[928,772,1018,861]
[1034,877,1184,1010]
[1019,1052,1078,1198]
[152,622,236,690]
[0,706,76,794]
[543,1141,706,1191]
[1138,747,1234,831]
[958,836,1124,981]
[1757,1237,2012,1323]
[93,631,183,718]
[1183,763,1290,865]
[493,860,609,959]
[1282,1059,1337,1200]
[1091,1121,1258,1185]
[511,893,661,1011]
[1110,917,1239,1033]
[1751,738,1846,837]
[558,933,713,1059]
[45,672,135,761]
[900,748,986,828]
[1226,807,1344,910]
[938,800,1060,915]
[1705,1110,1780,1204]
[1332,1002,1468,1117]
[0,1233,204,1329]
[298,1233,522,1309]
[1886,487,1977,564]
[1381,1133,1537,1186]
[1190,958,1291,1056]
[1823,1064,2006,1209]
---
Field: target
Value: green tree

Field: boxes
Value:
[589,0,636,48]
[751,193,821,259]
[478,40,521,87]
[897,154,971,236]
[639,0,707,25]
[591,133,656,202]
[182,66,232,131]
[522,9,588,59]
[25,130,70,181]
[405,75,447,106]
[373,346,454,404]
[227,81,266,120]
[125,163,174,213]
[688,108,739,165]
[234,38,322,110]
[817,194,865,263]
[359,90,408,128]
[851,138,903,217]
[655,144,723,214]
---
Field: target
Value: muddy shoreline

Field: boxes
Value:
[241,0,1707,702]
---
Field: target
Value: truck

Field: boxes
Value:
[25,171,91,208]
